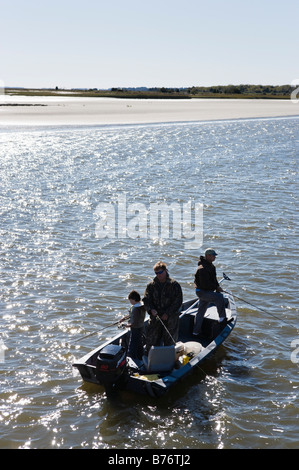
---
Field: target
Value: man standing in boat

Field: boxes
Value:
[193,248,226,336]
[143,262,183,352]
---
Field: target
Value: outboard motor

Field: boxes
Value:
[96,344,127,395]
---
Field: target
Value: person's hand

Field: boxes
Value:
[216,286,223,292]
[161,313,168,321]
[151,309,158,317]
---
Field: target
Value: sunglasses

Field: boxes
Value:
[154,270,165,275]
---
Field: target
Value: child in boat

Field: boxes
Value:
[125,290,146,360]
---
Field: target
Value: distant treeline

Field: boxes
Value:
[187,84,294,98]
[7,84,295,99]
[111,84,294,99]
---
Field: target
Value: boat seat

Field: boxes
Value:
[142,345,176,373]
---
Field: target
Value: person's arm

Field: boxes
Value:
[143,283,157,316]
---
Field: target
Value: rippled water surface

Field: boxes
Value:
[0,117,298,449]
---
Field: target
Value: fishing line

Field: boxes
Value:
[224,291,296,329]
[73,314,130,343]
[220,273,296,330]
[156,315,177,345]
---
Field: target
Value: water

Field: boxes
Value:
[0,117,298,449]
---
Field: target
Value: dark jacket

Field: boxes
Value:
[194,256,220,291]
[143,274,183,319]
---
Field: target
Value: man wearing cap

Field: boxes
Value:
[193,248,226,336]
[143,261,183,352]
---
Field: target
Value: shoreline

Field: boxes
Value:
[0,96,298,127]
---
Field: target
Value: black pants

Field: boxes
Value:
[128,327,144,360]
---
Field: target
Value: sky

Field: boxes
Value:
[0,0,298,89]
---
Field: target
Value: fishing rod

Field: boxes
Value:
[73,313,130,343]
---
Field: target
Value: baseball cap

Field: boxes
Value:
[205,248,218,256]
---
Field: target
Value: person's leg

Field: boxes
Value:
[136,328,144,359]
[193,289,226,335]
[193,296,209,335]
[206,291,226,320]
[145,317,163,352]
[128,328,142,358]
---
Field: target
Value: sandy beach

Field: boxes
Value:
[0,95,298,126]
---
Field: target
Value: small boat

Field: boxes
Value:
[72,291,237,397]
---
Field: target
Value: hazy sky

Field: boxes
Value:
[1,0,298,89]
